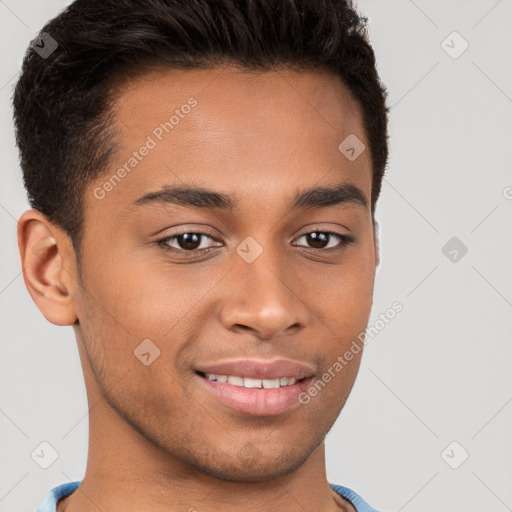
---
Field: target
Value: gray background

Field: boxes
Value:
[1,1,511,511]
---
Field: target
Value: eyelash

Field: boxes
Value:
[156,230,355,257]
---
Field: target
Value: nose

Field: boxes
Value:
[219,249,309,341]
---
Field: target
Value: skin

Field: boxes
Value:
[18,65,379,512]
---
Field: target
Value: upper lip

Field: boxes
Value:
[195,358,315,380]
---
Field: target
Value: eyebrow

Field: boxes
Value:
[134,182,368,211]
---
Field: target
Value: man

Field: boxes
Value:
[14,0,389,511]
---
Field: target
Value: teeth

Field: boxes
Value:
[243,377,262,388]
[227,375,244,386]
[262,378,280,389]
[204,373,298,388]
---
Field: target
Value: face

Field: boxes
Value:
[73,65,377,482]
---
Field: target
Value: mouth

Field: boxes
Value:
[194,358,315,416]
[198,371,307,388]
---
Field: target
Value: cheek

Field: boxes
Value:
[302,245,375,391]
[303,247,375,330]
[75,257,222,393]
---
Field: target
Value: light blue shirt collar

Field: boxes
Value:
[36,480,382,512]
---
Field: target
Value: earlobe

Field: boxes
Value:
[17,209,78,326]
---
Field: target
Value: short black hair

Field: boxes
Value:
[12,0,390,264]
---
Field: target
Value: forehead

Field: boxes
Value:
[88,65,371,215]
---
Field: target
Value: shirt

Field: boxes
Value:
[36,480,382,512]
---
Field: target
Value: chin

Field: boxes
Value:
[185,440,318,483]
[195,459,304,483]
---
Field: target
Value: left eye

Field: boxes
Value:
[293,231,353,250]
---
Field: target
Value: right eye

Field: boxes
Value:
[157,232,223,254]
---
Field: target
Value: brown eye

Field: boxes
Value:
[304,232,330,249]
[174,233,202,251]
[158,232,221,253]
[294,231,354,250]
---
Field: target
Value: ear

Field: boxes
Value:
[17,209,79,326]
[373,218,380,268]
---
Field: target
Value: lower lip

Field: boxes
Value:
[197,374,313,416]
